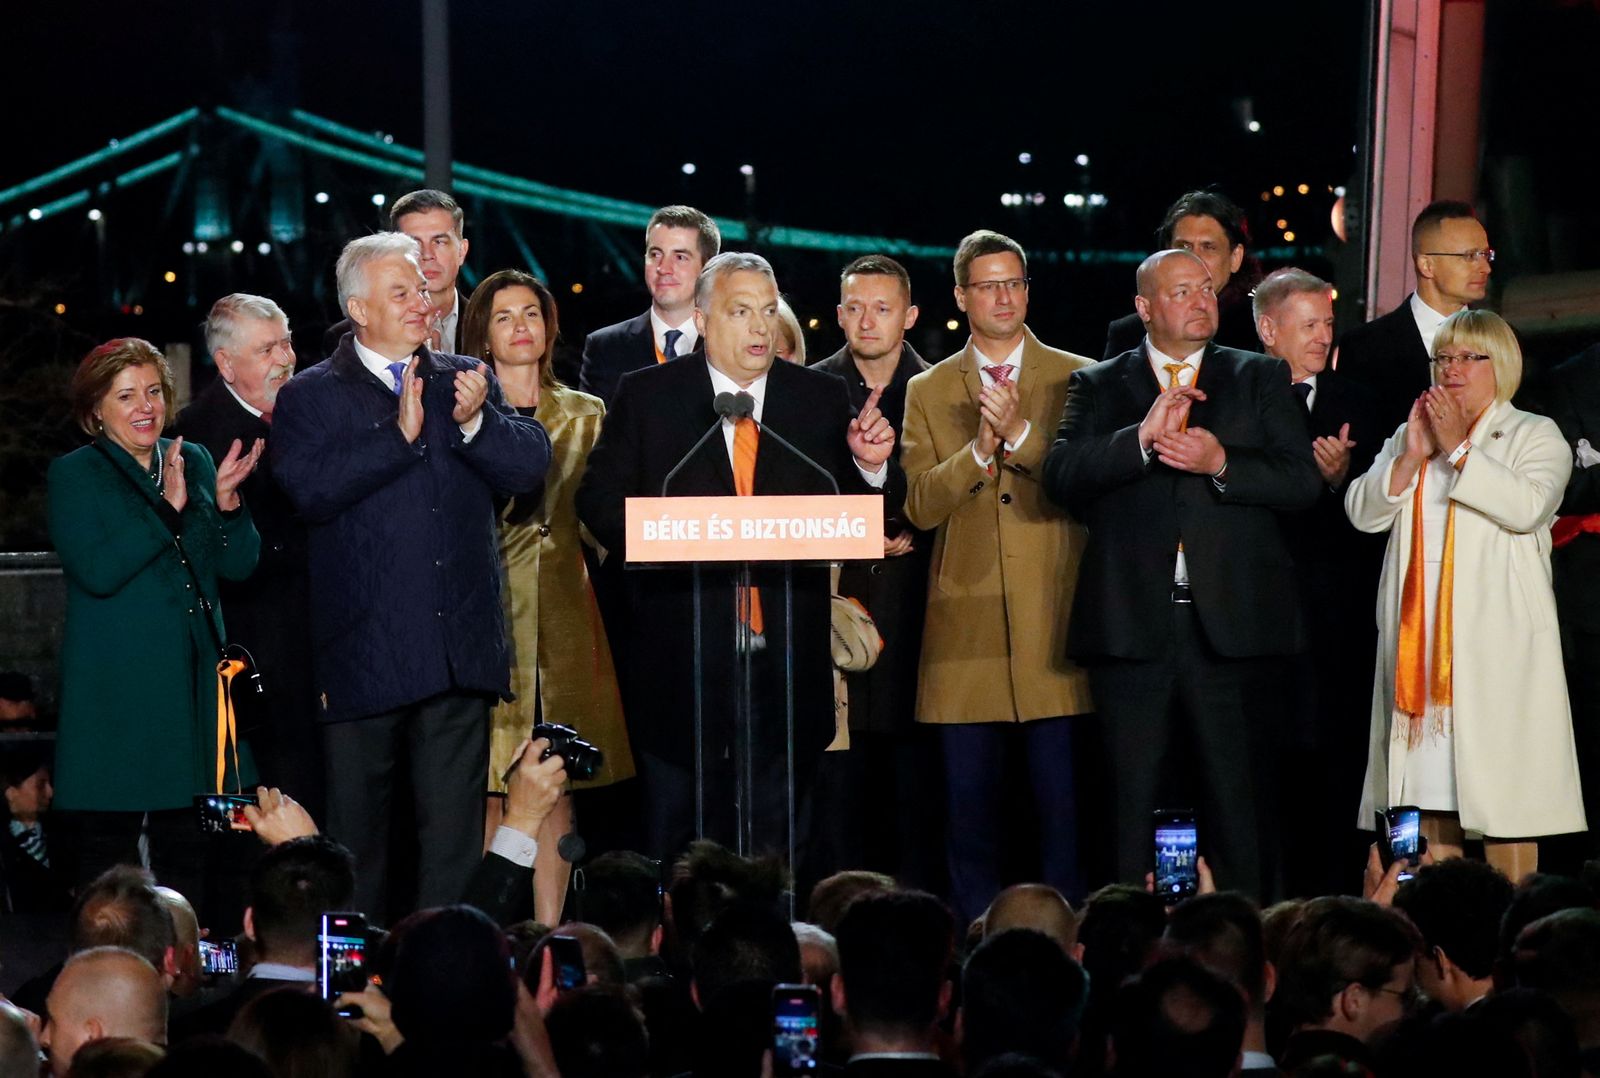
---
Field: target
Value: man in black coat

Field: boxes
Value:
[576,252,903,862]
[1103,190,1261,359]
[1043,250,1320,900]
[1252,269,1385,897]
[808,255,938,890]
[175,294,323,819]
[1335,199,1494,434]
[272,233,550,919]
[578,205,718,406]
[1541,341,1600,855]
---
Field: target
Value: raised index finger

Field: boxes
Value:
[859,384,885,418]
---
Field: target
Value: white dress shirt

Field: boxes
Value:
[971,338,1032,467]
[651,309,699,358]
[1410,291,1460,356]
[1298,372,1319,412]
[437,299,460,355]
[353,337,481,441]
[222,380,265,419]
[705,362,886,486]
[1143,339,1210,586]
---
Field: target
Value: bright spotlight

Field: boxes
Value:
[314,191,330,204]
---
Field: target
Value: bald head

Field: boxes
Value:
[154,887,201,998]
[983,884,1079,953]
[1134,249,1219,356]
[43,947,167,1076]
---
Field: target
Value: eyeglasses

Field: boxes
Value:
[1431,351,1492,369]
[965,277,1030,295]
[1369,983,1422,1008]
[1422,248,1495,265]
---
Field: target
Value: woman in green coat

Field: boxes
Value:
[48,338,262,900]
[462,271,635,924]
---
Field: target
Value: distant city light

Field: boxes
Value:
[807,318,820,330]
[314,191,330,204]
[1297,183,1311,195]
[681,162,697,175]
[1018,152,1033,165]
[230,239,245,253]
[182,241,195,254]
[1283,231,1297,242]
[1331,288,1340,301]
[1334,185,1347,197]
[371,193,386,206]
[196,241,209,253]
[54,303,66,315]
[1075,154,1090,167]
[571,283,585,294]
[257,242,272,255]
[133,305,144,315]
[1064,193,1086,208]
[1247,120,1262,133]
[1088,193,1109,207]
[382,134,395,145]
[1276,219,1288,229]
[1029,192,1046,206]
[946,319,960,331]
[87,208,103,222]
[1272,185,1285,197]
[27,208,41,221]
[739,164,755,176]
[1261,191,1271,201]
[163,270,177,283]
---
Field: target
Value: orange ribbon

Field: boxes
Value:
[1394,467,1456,747]
[215,657,246,793]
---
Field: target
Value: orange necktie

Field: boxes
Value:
[732,417,764,635]
[1164,362,1191,431]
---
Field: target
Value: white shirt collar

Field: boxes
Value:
[650,308,699,356]
[353,336,412,386]
[221,379,264,419]
[248,962,316,983]
[706,361,768,424]
[438,302,460,354]
[1146,337,1207,387]
[1410,291,1460,355]
[973,337,1025,383]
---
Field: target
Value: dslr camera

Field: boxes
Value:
[530,723,604,782]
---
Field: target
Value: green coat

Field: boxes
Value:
[48,437,260,811]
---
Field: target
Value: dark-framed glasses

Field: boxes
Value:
[1422,248,1495,264]
[1431,351,1492,369]
[965,277,1030,296]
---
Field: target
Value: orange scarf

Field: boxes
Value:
[215,657,247,792]
[1394,465,1457,748]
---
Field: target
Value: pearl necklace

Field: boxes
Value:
[149,445,164,493]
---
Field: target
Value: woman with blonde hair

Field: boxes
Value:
[1345,309,1584,877]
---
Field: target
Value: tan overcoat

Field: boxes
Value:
[900,327,1093,725]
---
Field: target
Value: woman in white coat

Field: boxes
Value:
[1345,309,1584,879]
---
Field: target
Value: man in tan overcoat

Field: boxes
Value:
[900,229,1092,920]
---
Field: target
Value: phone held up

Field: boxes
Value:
[198,939,238,977]
[547,934,587,992]
[193,793,257,834]
[1153,808,1199,905]
[772,983,822,1075]
[1376,805,1425,883]
[319,912,369,1019]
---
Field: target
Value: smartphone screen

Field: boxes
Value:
[194,793,257,834]
[772,983,821,1075]
[1386,806,1422,882]
[198,939,237,976]
[318,913,368,1005]
[1154,810,1199,903]
[548,934,586,992]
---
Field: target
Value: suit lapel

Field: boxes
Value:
[959,341,986,410]
[676,360,736,494]
[1015,327,1044,423]
[1190,343,1234,429]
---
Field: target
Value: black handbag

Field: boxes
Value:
[93,441,262,791]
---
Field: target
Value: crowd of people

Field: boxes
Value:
[3,180,1600,1074]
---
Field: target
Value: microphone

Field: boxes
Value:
[661,392,745,495]
[750,408,841,496]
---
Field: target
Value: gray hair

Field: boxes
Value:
[336,232,421,311]
[1251,267,1332,323]
[693,251,776,311]
[204,293,289,356]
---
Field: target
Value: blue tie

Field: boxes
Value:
[387,361,407,395]
[663,329,683,359]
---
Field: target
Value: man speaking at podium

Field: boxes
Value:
[577,252,904,862]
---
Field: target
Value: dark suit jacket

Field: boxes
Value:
[1544,343,1600,631]
[811,344,932,734]
[173,379,316,749]
[270,337,551,723]
[578,310,704,407]
[169,975,309,1042]
[1103,292,1262,360]
[461,850,533,926]
[1334,295,1432,436]
[1042,343,1320,660]
[574,357,904,766]
[1281,372,1385,572]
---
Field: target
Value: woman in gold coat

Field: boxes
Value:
[461,269,634,923]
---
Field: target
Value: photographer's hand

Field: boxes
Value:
[503,738,567,839]
[243,786,319,845]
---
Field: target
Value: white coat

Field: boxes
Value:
[1344,399,1586,837]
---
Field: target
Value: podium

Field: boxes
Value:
[625,494,883,868]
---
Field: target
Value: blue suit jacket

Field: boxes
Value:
[578,310,703,406]
[270,337,552,723]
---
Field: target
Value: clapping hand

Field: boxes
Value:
[847,384,895,469]
[1138,384,1206,452]
[453,362,490,426]
[214,437,264,512]
[1153,426,1227,476]
[1421,385,1471,457]
[161,437,188,513]
[398,358,425,443]
[1313,423,1356,487]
